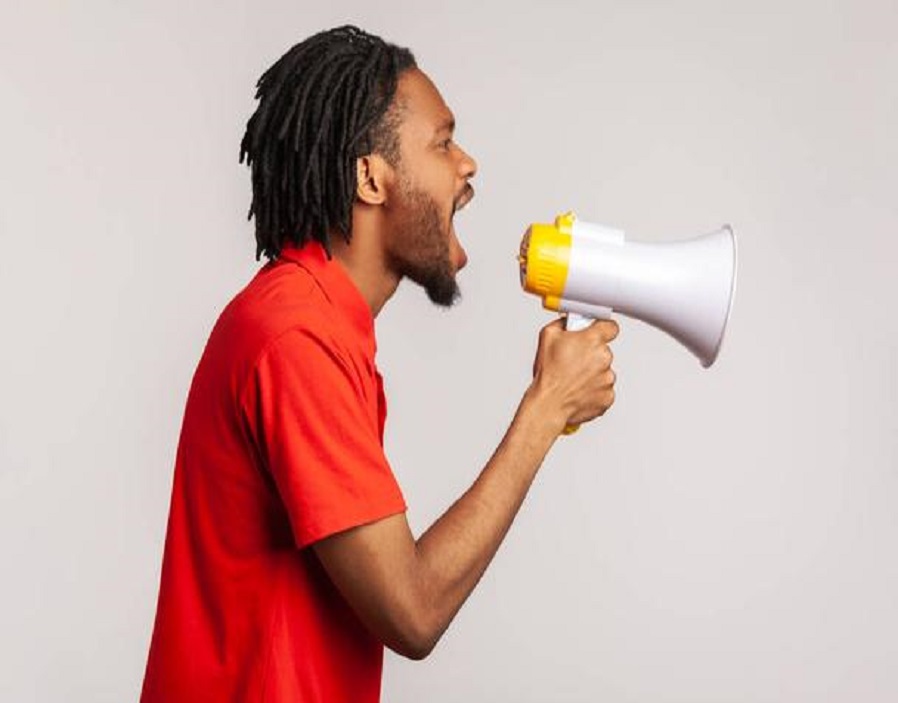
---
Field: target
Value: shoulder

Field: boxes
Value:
[194,259,359,404]
[221,260,356,358]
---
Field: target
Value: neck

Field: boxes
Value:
[328,213,399,318]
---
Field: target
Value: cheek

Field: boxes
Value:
[417,157,457,202]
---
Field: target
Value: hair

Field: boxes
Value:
[239,25,417,260]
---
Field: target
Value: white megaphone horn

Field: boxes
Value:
[518,212,738,368]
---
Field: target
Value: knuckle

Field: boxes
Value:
[543,320,562,338]
[598,319,619,340]
[608,320,621,339]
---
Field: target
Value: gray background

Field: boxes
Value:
[2,1,896,701]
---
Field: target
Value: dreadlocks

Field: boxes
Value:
[239,25,417,260]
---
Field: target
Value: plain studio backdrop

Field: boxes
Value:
[2,1,896,701]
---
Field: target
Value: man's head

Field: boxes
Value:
[240,25,416,260]
[241,26,477,307]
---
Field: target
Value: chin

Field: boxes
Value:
[424,270,460,308]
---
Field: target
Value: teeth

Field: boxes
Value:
[454,188,474,214]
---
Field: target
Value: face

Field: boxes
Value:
[382,70,477,307]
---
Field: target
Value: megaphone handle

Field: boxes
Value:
[564,312,594,332]
[560,312,595,434]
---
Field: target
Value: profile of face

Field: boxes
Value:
[382,70,478,307]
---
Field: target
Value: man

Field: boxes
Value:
[141,25,617,703]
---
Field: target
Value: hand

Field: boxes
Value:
[528,317,619,434]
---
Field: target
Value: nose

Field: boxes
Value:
[457,144,478,180]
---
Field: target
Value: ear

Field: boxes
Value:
[355,154,391,206]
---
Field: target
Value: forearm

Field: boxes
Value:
[412,387,561,648]
[313,319,617,660]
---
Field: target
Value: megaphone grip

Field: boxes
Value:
[565,312,594,332]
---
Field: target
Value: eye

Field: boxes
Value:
[440,138,453,150]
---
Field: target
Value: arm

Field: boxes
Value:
[313,318,618,659]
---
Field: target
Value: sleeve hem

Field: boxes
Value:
[295,496,408,550]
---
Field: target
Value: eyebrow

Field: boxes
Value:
[434,116,456,136]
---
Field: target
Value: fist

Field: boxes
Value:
[531,317,619,431]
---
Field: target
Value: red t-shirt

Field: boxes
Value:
[141,242,406,703]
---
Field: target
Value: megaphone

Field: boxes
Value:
[518,212,737,367]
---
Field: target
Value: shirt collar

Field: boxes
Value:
[277,241,377,358]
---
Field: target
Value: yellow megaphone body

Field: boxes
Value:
[519,212,738,368]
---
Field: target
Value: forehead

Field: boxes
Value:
[394,69,454,140]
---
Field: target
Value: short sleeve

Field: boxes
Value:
[242,327,406,548]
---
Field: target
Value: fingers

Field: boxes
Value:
[537,317,618,373]
[590,319,619,342]
[605,368,616,387]
[582,321,616,368]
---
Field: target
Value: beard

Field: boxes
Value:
[388,177,460,308]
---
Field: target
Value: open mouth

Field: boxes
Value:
[453,184,475,215]
[448,185,473,271]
